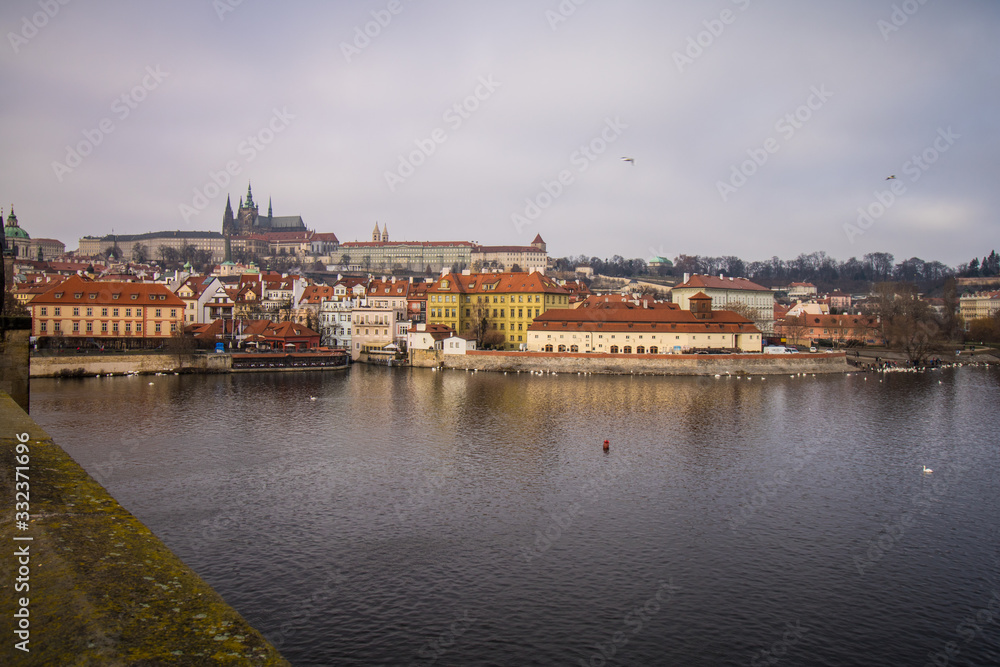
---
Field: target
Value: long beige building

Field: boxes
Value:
[959,291,1000,322]
[78,231,226,262]
[527,293,763,353]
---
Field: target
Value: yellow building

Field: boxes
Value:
[427,272,571,350]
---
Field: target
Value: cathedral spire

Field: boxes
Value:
[245,182,254,208]
[268,197,273,219]
[372,221,380,242]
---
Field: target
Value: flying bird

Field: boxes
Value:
[621,157,635,165]
[885,175,896,180]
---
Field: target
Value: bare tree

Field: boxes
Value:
[868,282,944,365]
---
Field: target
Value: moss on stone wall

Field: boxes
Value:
[0,393,289,666]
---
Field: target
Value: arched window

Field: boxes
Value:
[623,346,633,353]
[557,344,566,352]
[544,344,554,352]
[649,346,658,354]
[570,345,579,352]
[609,345,619,353]
[636,346,645,354]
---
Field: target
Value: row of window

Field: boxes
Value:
[38,320,176,334]
[39,307,177,318]
[53,292,171,302]
[540,345,662,353]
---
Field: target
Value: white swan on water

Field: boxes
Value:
[923,465,933,474]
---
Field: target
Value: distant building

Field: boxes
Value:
[671,274,775,334]
[3,208,31,259]
[339,224,476,273]
[471,234,548,274]
[78,230,226,263]
[222,183,306,237]
[776,313,882,347]
[787,282,818,299]
[959,291,1000,322]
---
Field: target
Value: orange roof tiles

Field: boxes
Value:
[677,275,769,292]
[30,275,185,307]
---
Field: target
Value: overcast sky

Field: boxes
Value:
[2,0,997,267]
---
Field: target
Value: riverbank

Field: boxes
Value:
[28,351,349,378]
[0,392,289,665]
[408,349,852,375]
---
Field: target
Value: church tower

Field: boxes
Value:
[372,222,380,242]
[223,195,235,236]
[237,182,259,233]
[381,224,389,243]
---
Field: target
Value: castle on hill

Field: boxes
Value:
[222,182,306,236]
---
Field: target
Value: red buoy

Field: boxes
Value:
[603,439,610,452]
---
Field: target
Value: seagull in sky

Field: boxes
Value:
[885,175,896,180]
[621,157,635,165]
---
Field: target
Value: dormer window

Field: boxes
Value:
[74,293,82,298]
[54,292,64,298]
[112,294,120,300]
[131,294,138,300]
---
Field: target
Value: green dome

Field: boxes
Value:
[5,209,29,239]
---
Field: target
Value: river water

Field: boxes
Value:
[30,365,1000,666]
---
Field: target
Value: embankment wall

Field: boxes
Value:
[29,353,230,378]
[410,350,850,375]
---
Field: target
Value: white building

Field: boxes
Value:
[671,274,776,335]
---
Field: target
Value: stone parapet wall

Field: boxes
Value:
[414,350,850,375]
[0,392,288,664]
[1,318,31,410]
[29,353,231,378]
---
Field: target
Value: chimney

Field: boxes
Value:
[719,273,724,279]
[683,273,690,284]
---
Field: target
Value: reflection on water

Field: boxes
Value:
[30,365,1000,666]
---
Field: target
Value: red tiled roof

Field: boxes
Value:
[367,279,411,297]
[30,275,184,307]
[529,299,757,334]
[676,275,769,292]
